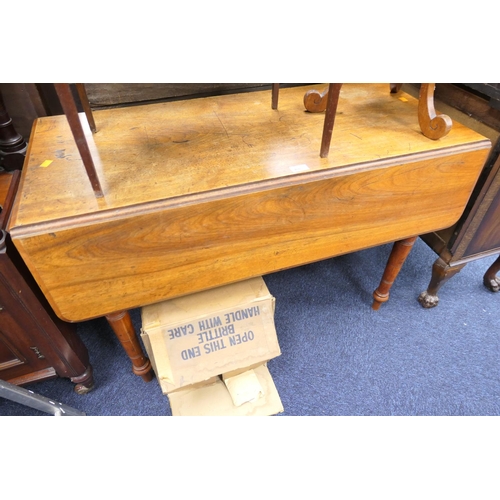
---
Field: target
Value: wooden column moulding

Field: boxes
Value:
[0,90,28,171]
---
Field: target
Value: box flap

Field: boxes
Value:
[222,368,264,407]
[142,277,272,331]
[168,364,283,416]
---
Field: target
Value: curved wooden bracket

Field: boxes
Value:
[418,83,453,140]
[303,86,330,113]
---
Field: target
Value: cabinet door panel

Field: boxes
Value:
[0,333,24,370]
[464,189,500,256]
[0,284,52,380]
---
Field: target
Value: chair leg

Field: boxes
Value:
[75,83,97,133]
[390,83,403,94]
[271,83,279,110]
[320,83,343,158]
[276,83,343,158]
[53,83,103,197]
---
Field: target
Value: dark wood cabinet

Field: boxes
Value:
[0,171,94,393]
[418,93,500,307]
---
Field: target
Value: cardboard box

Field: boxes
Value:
[167,363,284,416]
[141,277,281,394]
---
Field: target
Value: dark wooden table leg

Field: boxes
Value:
[418,257,466,308]
[106,311,153,382]
[372,236,418,310]
[483,255,500,292]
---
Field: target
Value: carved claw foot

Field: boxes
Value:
[483,276,500,293]
[418,291,439,308]
[483,256,500,292]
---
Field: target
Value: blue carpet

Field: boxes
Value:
[1,238,500,416]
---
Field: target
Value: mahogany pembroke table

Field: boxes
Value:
[8,84,491,382]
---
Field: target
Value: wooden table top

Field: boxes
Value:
[10,83,490,235]
[7,84,492,322]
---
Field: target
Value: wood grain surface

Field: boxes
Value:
[0,173,12,207]
[8,84,491,321]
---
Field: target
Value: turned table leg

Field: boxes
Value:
[372,236,418,310]
[483,255,500,292]
[418,257,466,308]
[106,311,153,382]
